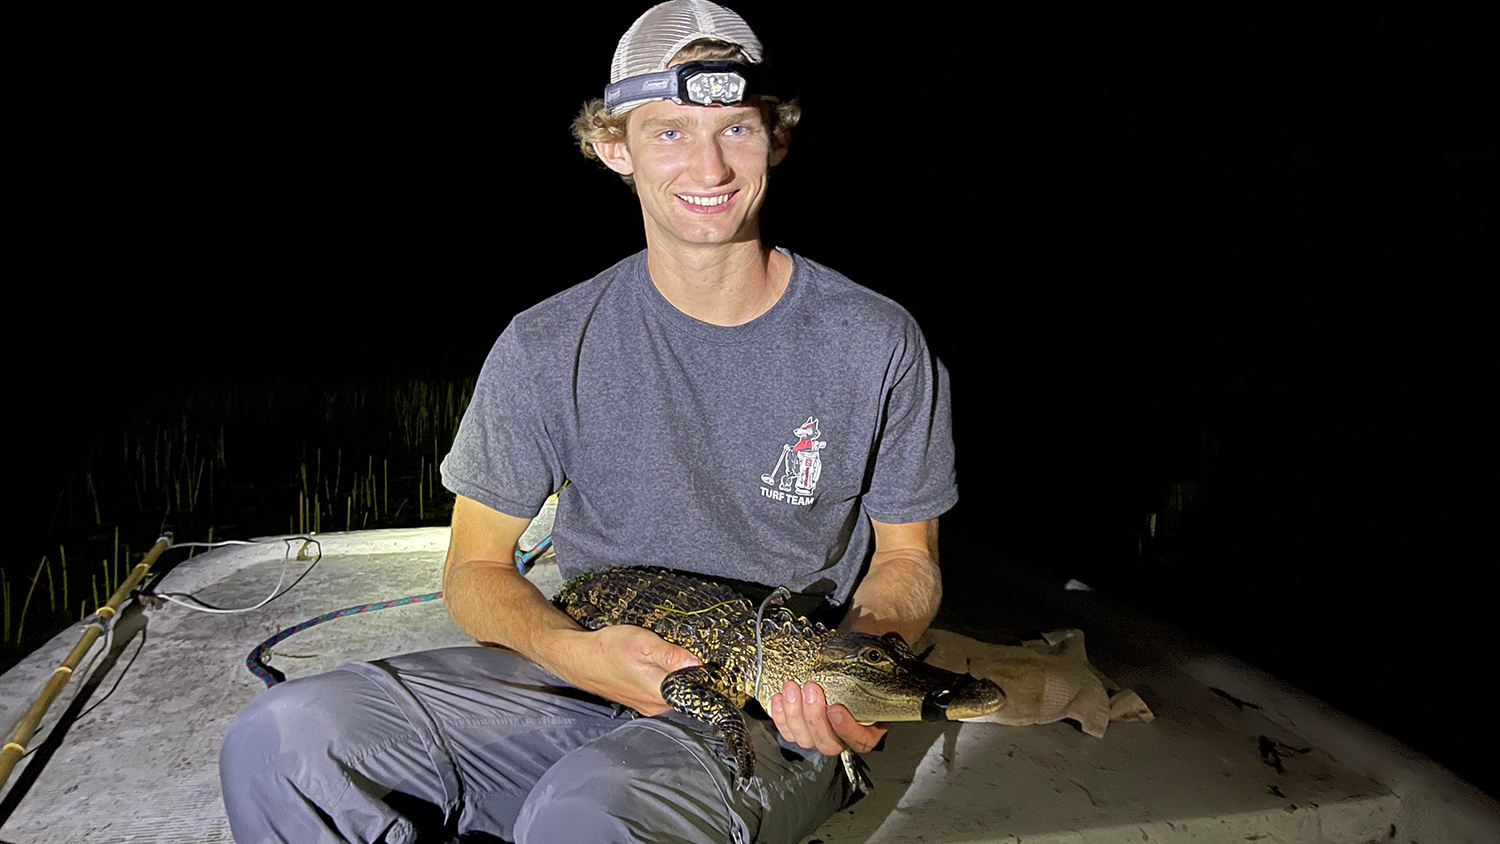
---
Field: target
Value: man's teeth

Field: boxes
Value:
[678,193,731,206]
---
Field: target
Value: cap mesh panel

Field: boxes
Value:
[609,0,762,84]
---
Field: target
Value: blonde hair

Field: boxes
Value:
[571,38,801,189]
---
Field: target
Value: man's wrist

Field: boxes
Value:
[528,626,591,683]
[839,549,941,643]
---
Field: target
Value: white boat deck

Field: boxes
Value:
[2,528,1495,843]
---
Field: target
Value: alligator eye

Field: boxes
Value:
[862,648,885,664]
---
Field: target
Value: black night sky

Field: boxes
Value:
[16,6,1492,793]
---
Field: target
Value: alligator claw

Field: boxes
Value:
[728,731,756,790]
[839,749,874,804]
[662,663,758,788]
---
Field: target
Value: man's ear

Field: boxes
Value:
[768,135,789,168]
[594,140,634,176]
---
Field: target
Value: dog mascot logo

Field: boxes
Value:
[760,416,826,497]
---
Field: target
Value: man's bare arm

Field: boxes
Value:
[442,495,577,672]
[839,517,942,643]
[443,494,699,714]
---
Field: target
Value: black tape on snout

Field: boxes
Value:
[921,689,951,721]
[922,673,980,722]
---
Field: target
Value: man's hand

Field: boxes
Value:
[556,624,703,716]
[767,516,939,757]
[768,680,887,757]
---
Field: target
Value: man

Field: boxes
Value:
[220,2,956,842]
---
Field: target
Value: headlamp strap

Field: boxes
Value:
[605,61,757,112]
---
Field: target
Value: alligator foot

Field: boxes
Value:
[839,749,874,804]
[662,664,758,787]
[727,722,756,790]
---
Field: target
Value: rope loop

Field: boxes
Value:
[752,586,791,702]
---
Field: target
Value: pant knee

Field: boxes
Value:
[221,672,434,843]
[515,730,746,844]
[220,674,363,811]
[515,765,656,844]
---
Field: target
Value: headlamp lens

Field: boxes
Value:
[685,70,746,106]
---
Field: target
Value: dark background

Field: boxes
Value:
[16,5,1491,794]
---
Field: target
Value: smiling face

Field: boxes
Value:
[593,99,787,252]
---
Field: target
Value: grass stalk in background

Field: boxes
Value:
[12,376,474,664]
[16,556,48,643]
[87,472,102,525]
[191,458,206,514]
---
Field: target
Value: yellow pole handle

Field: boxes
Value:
[1,535,170,789]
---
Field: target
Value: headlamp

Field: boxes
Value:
[605,60,758,113]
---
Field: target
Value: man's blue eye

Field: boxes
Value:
[661,130,679,140]
[725,125,746,136]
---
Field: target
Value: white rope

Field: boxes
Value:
[151,537,321,614]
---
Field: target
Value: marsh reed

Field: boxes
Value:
[4,375,476,671]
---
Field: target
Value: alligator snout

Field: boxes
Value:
[922,673,1005,721]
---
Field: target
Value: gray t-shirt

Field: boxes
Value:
[441,249,957,606]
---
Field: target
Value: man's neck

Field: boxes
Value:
[645,240,792,327]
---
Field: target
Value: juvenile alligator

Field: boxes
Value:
[554,566,1005,787]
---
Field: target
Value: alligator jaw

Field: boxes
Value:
[912,677,1008,722]
[812,632,1007,724]
[921,675,1006,721]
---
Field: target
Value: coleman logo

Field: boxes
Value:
[759,417,825,506]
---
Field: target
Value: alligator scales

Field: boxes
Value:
[554,566,1005,786]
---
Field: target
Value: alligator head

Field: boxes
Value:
[804,631,1006,725]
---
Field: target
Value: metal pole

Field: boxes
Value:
[1,534,170,789]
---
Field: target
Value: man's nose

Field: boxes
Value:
[689,137,732,185]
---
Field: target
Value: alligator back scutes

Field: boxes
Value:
[556,566,750,621]
[553,566,832,682]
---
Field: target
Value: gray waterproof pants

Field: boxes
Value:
[219,646,851,843]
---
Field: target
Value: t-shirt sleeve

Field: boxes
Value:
[439,321,564,519]
[860,323,959,524]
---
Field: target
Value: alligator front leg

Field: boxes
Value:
[660,664,755,787]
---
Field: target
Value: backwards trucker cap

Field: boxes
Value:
[604,0,765,115]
